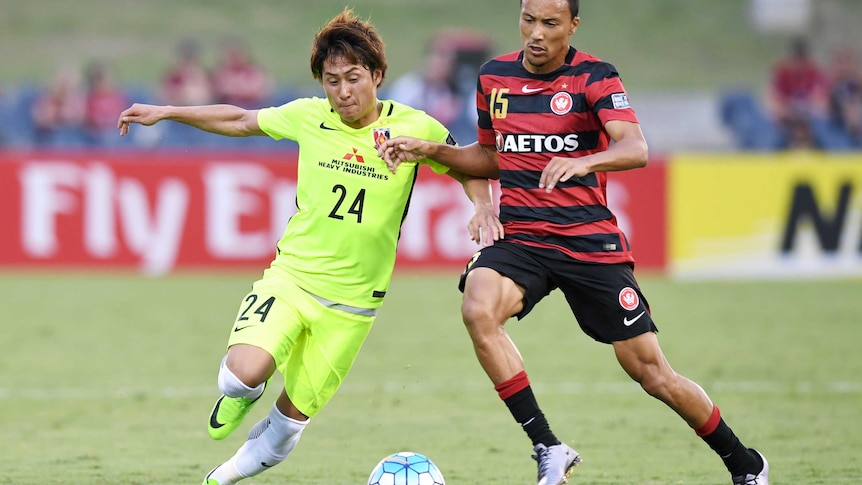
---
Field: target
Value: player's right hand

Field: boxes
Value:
[117,103,165,136]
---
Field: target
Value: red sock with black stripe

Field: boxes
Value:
[495,371,560,447]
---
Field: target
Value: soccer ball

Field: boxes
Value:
[367,451,445,485]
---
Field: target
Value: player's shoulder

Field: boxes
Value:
[268,96,329,114]
[479,50,523,76]
[381,100,442,127]
[494,50,523,63]
[570,49,621,79]
[379,99,452,147]
[258,96,334,139]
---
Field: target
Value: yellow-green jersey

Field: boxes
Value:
[257,97,453,310]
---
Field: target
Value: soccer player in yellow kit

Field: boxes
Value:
[117,8,500,485]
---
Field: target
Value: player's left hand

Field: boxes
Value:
[539,156,592,192]
[378,136,431,173]
[467,202,503,247]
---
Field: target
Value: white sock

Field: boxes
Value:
[217,356,265,399]
[211,403,308,482]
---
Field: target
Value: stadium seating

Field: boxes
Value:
[719,89,862,151]
[2,82,860,151]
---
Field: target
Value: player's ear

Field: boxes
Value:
[570,16,579,35]
[372,69,383,88]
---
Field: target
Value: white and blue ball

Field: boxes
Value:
[367,451,445,485]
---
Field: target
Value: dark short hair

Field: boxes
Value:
[310,7,388,84]
[520,0,579,18]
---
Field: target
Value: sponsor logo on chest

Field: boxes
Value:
[495,131,580,153]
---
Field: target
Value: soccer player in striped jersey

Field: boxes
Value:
[118,8,497,485]
[379,0,769,484]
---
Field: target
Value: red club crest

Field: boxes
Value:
[618,287,639,311]
[550,92,573,115]
[373,128,390,149]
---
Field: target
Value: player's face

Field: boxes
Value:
[321,56,383,128]
[519,0,578,74]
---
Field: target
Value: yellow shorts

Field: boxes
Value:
[227,268,375,417]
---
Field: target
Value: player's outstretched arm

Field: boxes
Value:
[117,103,265,138]
[379,137,499,179]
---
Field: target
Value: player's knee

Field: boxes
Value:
[223,345,275,384]
[461,297,498,330]
[218,356,266,398]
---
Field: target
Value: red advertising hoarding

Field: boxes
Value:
[0,151,667,274]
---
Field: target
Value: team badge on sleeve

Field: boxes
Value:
[373,128,390,149]
[611,92,631,109]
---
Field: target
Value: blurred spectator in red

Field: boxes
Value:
[826,46,862,144]
[83,61,129,146]
[30,66,86,146]
[768,38,828,149]
[211,38,272,108]
[160,38,214,106]
[386,29,492,144]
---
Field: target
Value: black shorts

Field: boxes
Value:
[458,241,658,344]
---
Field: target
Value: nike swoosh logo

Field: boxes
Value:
[233,325,254,332]
[521,85,543,94]
[209,396,226,428]
[261,462,273,468]
[319,122,337,130]
[623,310,646,326]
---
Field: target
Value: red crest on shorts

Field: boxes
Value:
[373,128,390,149]
[618,287,639,311]
[550,92,573,115]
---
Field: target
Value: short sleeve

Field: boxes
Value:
[257,99,312,141]
[584,62,639,125]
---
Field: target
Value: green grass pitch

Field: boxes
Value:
[2,271,861,484]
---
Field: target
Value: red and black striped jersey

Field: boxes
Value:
[476,46,640,264]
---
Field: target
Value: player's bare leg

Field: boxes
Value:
[613,332,767,483]
[461,268,526,384]
[613,332,713,426]
[461,267,580,485]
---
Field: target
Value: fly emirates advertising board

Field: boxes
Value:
[0,150,667,275]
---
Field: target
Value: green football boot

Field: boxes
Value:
[207,380,267,440]
[201,467,219,485]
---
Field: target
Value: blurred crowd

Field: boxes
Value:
[2,38,282,149]
[0,32,491,151]
[5,32,859,152]
[721,38,862,151]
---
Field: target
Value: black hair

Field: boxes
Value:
[520,0,579,18]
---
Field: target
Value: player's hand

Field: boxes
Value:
[467,202,503,247]
[117,103,166,137]
[378,136,432,173]
[539,156,592,192]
